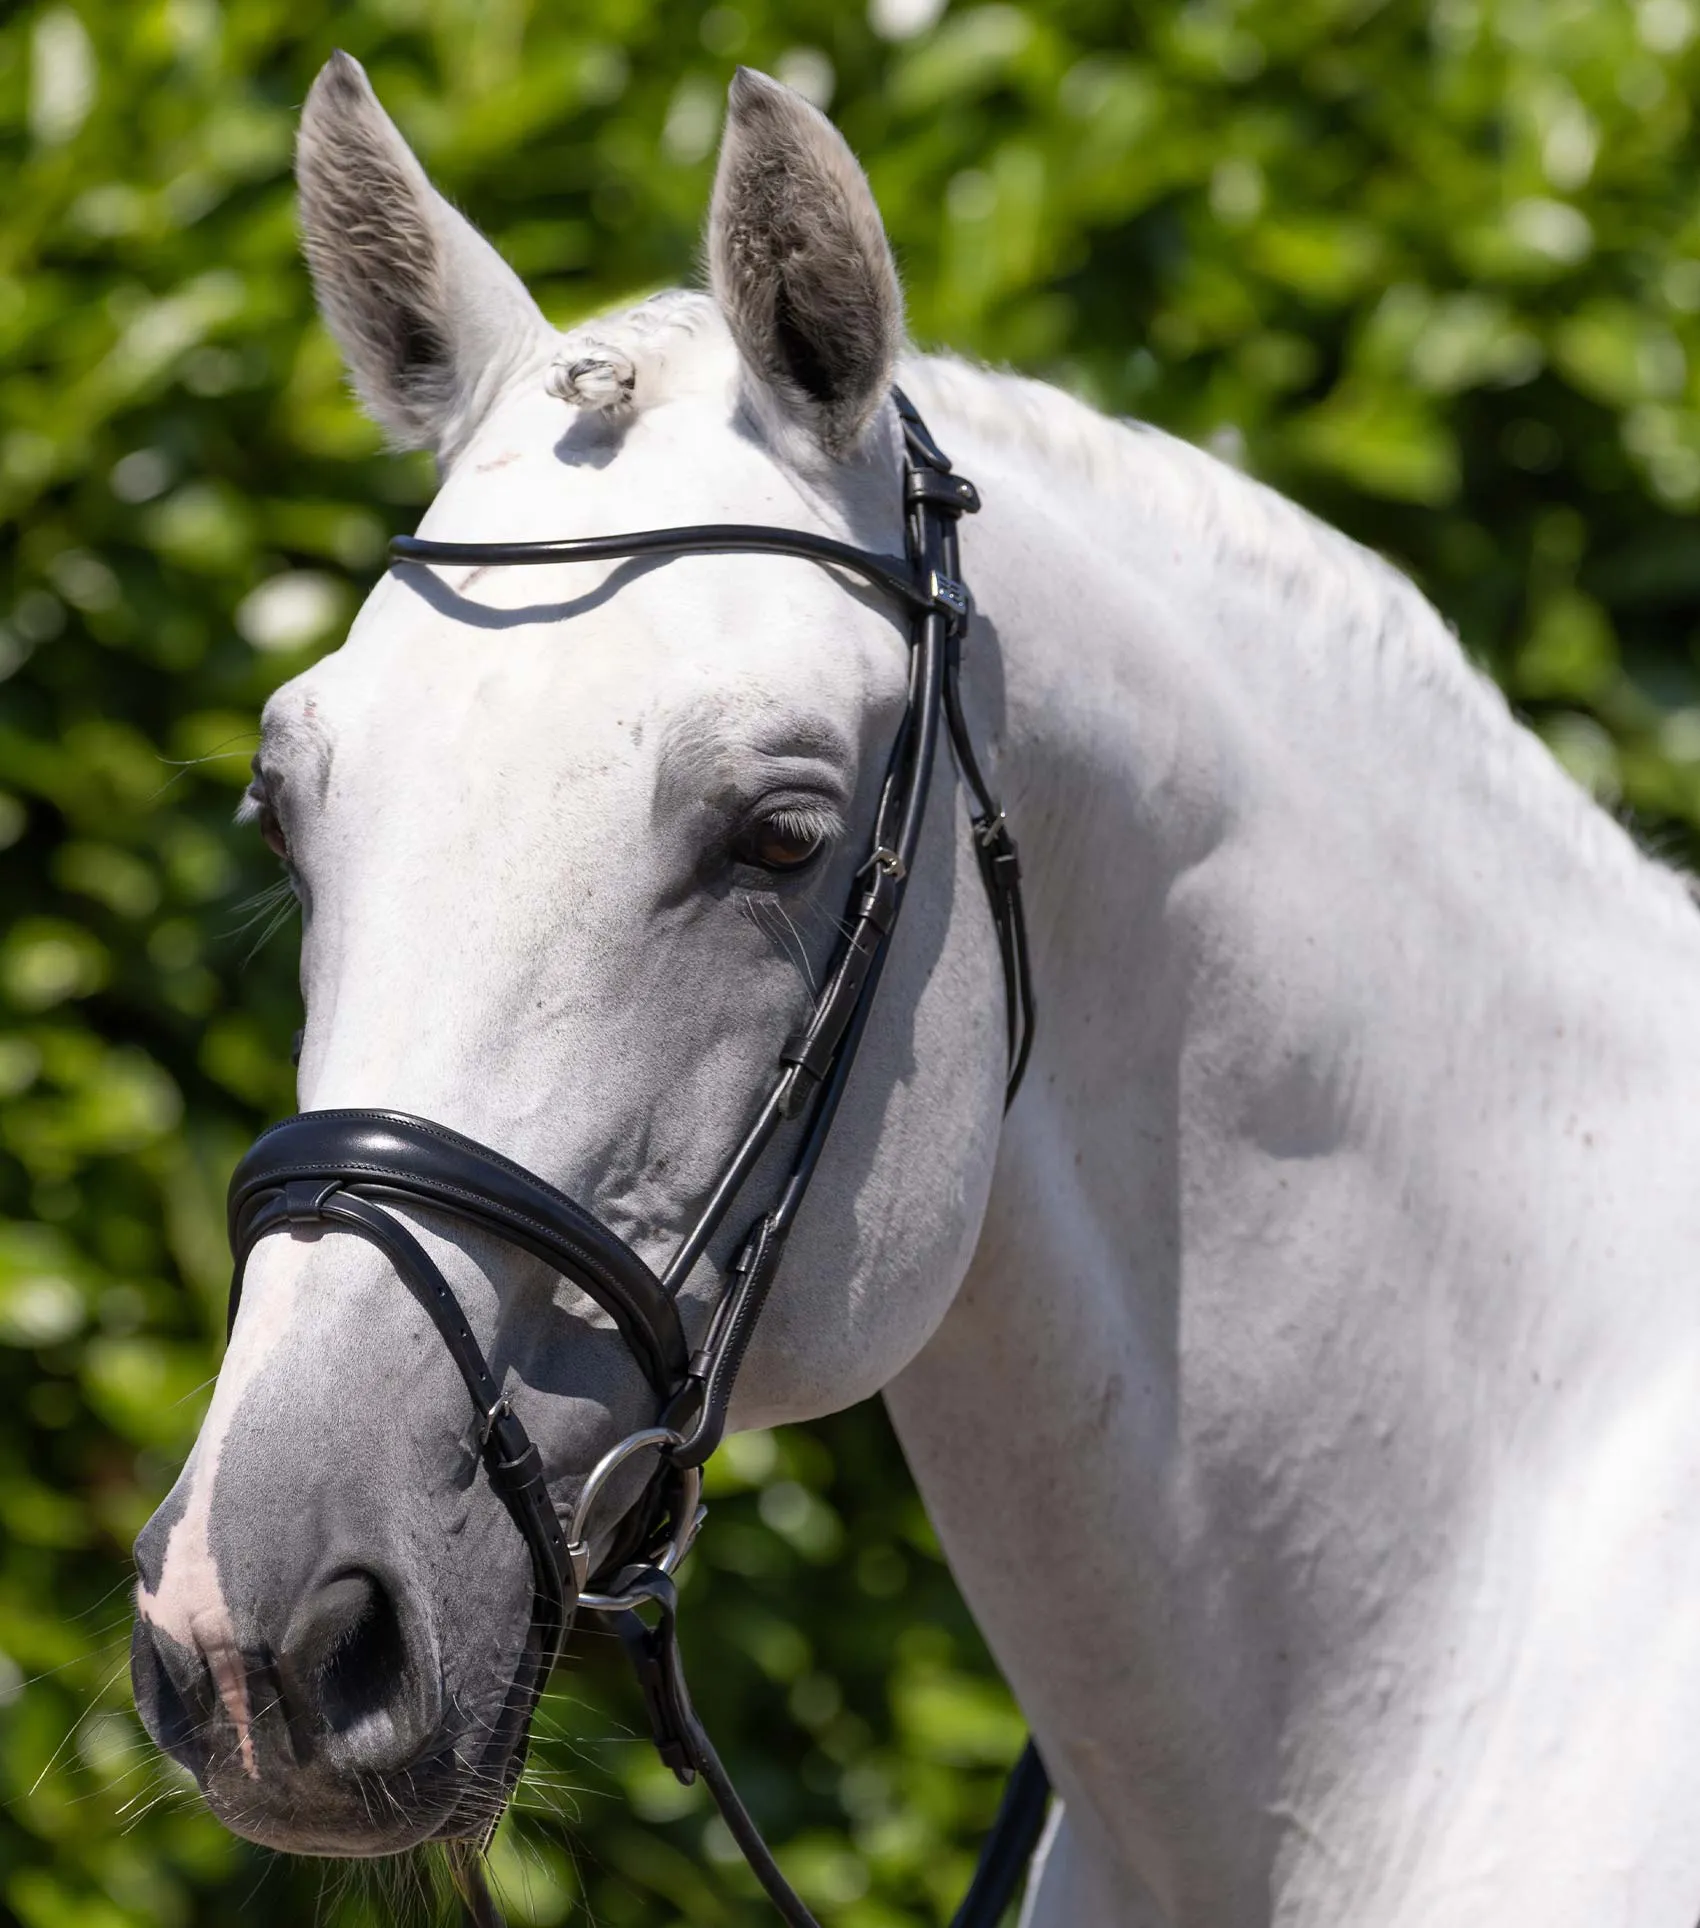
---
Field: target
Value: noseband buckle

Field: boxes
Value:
[859,845,907,883]
[478,1393,512,1448]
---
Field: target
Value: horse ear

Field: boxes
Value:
[296,51,550,462]
[708,68,904,458]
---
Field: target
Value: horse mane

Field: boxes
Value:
[549,290,1697,920]
[903,352,1700,922]
[907,350,1478,693]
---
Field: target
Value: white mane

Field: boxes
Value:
[556,289,1695,927]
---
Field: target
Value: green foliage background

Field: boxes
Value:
[4,0,1700,1922]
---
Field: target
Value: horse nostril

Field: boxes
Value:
[279,1568,430,1770]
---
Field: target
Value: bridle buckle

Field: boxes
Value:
[566,1538,592,1596]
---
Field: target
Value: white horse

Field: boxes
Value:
[131,55,1700,1927]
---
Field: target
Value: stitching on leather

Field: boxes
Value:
[234,1159,686,1373]
[238,1151,649,1280]
[252,1111,590,1203]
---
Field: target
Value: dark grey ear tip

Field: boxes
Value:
[727,65,797,122]
[309,48,374,114]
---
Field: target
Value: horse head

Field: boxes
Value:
[130,54,1009,1855]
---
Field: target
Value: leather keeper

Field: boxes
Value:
[488,1442,545,1497]
[282,1178,339,1224]
[781,934,878,1086]
[859,864,900,935]
[485,1413,544,1495]
[906,467,981,515]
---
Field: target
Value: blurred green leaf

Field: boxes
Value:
[80,1336,210,1450]
[1285,387,1461,506]
[0,1225,91,1346]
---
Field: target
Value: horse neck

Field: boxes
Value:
[886,368,1700,1922]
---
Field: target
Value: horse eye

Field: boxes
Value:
[733,813,827,874]
[246,772,290,863]
[258,802,289,862]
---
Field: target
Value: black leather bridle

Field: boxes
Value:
[225,390,1046,1927]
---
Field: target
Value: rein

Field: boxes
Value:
[225,391,1046,1926]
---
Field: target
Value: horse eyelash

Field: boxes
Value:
[756,802,838,844]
